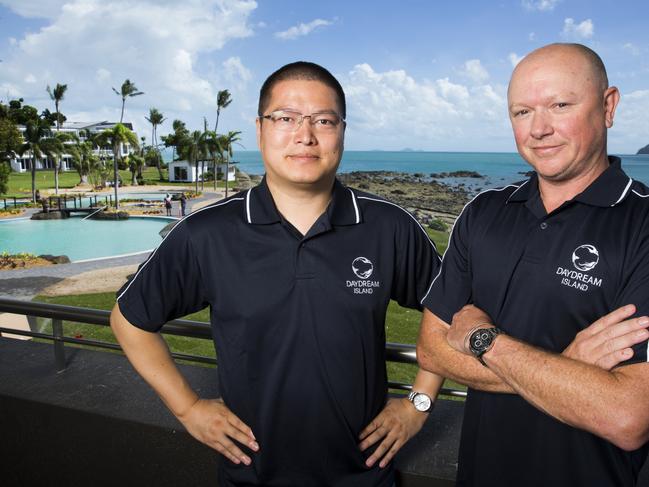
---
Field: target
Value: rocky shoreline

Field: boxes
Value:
[243,170,470,225]
[337,171,469,225]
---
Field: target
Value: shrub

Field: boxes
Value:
[428,218,448,232]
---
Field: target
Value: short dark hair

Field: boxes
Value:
[258,61,346,119]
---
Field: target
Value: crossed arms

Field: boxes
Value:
[417,304,649,450]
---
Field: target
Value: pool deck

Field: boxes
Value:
[0,188,227,303]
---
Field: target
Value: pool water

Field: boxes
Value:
[0,216,174,262]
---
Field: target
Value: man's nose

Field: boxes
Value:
[293,116,316,144]
[530,110,553,139]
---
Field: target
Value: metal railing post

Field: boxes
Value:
[52,318,66,372]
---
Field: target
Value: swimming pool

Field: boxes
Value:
[0,216,174,262]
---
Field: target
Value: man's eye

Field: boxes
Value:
[555,102,569,109]
[514,109,529,117]
[276,116,295,123]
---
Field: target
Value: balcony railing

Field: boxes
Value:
[0,297,466,398]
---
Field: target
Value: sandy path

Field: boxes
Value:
[40,264,139,296]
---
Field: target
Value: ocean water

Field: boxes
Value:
[232,151,649,192]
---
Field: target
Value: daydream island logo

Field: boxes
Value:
[347,257,380,294]
[572,244,600,272]
[352,257,373,279]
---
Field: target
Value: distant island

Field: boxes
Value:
[638,144,649,155]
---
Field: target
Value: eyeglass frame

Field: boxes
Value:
[259,109,346,132]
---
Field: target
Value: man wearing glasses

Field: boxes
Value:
[111,62,442,486]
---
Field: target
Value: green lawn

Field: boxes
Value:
[5,169,81,197]
[34,289,465,398]
[2,167,237,198]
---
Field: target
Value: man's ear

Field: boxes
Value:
[603,86,620,128]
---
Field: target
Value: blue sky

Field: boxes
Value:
[1,0,648,153]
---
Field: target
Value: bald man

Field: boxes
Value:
[417,43,649,486]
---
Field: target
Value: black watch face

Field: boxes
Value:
[470,329,494,353]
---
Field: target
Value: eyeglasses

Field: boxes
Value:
[260,110,345,133]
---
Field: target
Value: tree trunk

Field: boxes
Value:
[157,152,164,181]
[194,159,199,194]
[214,109,220,133]
[120,99,125,124]
[225,158,230,198]
[113,144,120,209]
[31,158,37,203]
[213,156,217,190]
[201,160,204,190]
[54,158,59,194]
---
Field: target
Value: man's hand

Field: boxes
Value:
[358,397,428,468]
[563,304,649,370]
[178,398,259,465]
[447,304,493,354]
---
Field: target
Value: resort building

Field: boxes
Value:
[9,121,138,173]
[168,160,236,183]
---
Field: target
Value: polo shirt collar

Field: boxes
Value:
[328,179,362,226]
[244,177,362,226]
[244,177,281,224]
[506,156,633,208]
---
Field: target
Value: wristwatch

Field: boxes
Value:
[468,326,502,366]
[407,391,433,413]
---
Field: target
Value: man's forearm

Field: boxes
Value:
[411,367,445,400]
[110,303,199,418]
[483,334,649,450]
[416,310,514,393]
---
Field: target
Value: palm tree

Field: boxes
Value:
[145,108,166,180]
[204,131,223,190]
[127,153,145,185]
[162,119,189,163]
[18,119,53,202]
[95,123,139,209]
[214,89,232,133]
[46,83,67,194]
[179,130,209,194]
[69,138,98,184]
[112,79,144,123]
[219,130,242,198]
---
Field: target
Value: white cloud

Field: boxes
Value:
[222,56,252,85]
[0,0,258,143]
[0,82,21,98]
[623,42,641,56]
[340,63,509,150]
[508,52,524,68]
[0,0,67,19]
[95,68,111,82]
[610,90,649,153]
[274,18,333,40]
[522,0,560,11]
[459,59,490,84]
[529,32,536,41]
[561,18,594,40]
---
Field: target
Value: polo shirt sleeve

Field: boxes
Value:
[116,221,208,332]
[614,229,649,365]
[390,214,441,310]
[421,204,473,324]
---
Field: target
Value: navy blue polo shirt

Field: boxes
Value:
[423,157,649,487]
[118,177,439,487]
